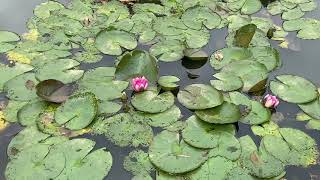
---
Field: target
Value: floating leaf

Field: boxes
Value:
[4,73,39,101]
[210,72,243,92]
[131,90,174,113]
[178,84,223,110]
[36,80,74,103]
[241,101,271,125]
[209,132,241,161]
[182,115,235,149]
[95,30,137,55]
[18,100,47,126]
[98,101,122,115]
[36,59,84,84]
[0,63,33,91]
[270,75,318,103]
[93,113,153,147]
[150,40,185,62]
[0,31,20,43]
[149,130,208,174]
[115,50,159,85]
[158,76,180,91]
[124,150,154,176]
[234,24,257,48]
[195,101,241,124]
[34,1,65,19]
[181,6,221,30]
[55,92,97,130]
[299,96,320,119]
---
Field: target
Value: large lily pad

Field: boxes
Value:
[131,90,174,113]
[95,30,137,55]
[35,59,84,84]
[241,101,271,125]
[298,96,320,119]
[181,6,221,30]
[93,113,153,147]
[18,100,47,126]
[0,63,33,91]
[55,92,98,130]
[115,50,159,85]
[270,75,318,103]
[4,73,39,101]
[178,84,223,110]
[148,130,208,174]
[195,102,241,124]
[150,40,185,62]
[182,115,235,148]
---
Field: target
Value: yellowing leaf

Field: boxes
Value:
[22,29,39,41]
[7,51,31,64]
[0,111,8,131]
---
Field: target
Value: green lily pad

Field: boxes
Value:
[124,150,154,176]
[227,0,262,15]
[93,113,153,147]
[241,101,271,125]
[132,105,181,128]
[7,126,50,159]
[115,50,159,85]
[2,101,28,123]
[79,67,129,101]
[96,0,129,20]
[178,84,223,110]
[131,13,156,43]
[150,40,185,62]
[149,130,208,174]
[209,132,241,161]
[98,100,122,115]
[95,30,137,56]
[239,135,285,179]
[250,46,281,71]
[181,6,221,30]
[234,24,257,48]
[195,101,241,124]
[0,63,33,91]
[158,76,180,90]
[18,100,47,126]
[55,92,98,130]
[0,31,20,43]
[34,1,65,19]
[251,121,281,137]
[4,73,39,101]
[299,96,320,119]
[270,75,318,103]
[36,59,84,84]
[131,90,174,113]
[210,72,243,92]
[282,7,305,20]
[182,115,236,149]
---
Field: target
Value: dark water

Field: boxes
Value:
[0,0,320,179]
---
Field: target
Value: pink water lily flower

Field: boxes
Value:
[264,94,280,108]
[131,76,148,92]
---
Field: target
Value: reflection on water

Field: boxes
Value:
[0,0,320,179]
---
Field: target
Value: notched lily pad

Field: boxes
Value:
[158,76,180,91]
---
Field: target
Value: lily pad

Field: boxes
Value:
[0,31,20,43]
[270,75,318,103]
[209,132,241,161]
[18,100,47,126]
[4,73,39,101]
[124,150,154,176]
[131,90,174,113]
[178,84,223,110]
[35,59,84,84]
[36,80,74,103]
[181,6,221,30]
[115,50,159,85]
[210,72,243,92]
[0,63,34,91]
[195,101,241,124]
[150,40,185,62]
[234,24,257,48]
[148,130,208,174]
[241,101,271,125]
[95,30,137,56]
[34,1,65,19]
[158,76,180,91]
[182,115,235,149]
[93,113,153,147]
[55,92,98,130]
[299,96,320,119]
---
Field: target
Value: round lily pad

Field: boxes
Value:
[178,84,223,110]
[34,1,64,19]
[149,39,185,62]
[241,101,271,125]
[35,59,84,84]
[54,92,98,130]
[0,31,20,43]
[209,132,241,161]
[158,76,180,91]
[195,101,241,124]
[181,6,221,30]
[182,116,236,149]
[95,30,137,55]
[93,113,153,147]
[131,90,174,113]
[148,130,208,174]
[0,63,33,91]
[299,96,320,120]
[4,73,39,101]
[210,72,243,92]
[270,75,318,103]
[18,100,47,126]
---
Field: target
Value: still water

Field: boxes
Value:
[0,0,320,179]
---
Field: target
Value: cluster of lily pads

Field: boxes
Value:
[0,0,320,179]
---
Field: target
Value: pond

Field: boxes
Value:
[0,0,320,179]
